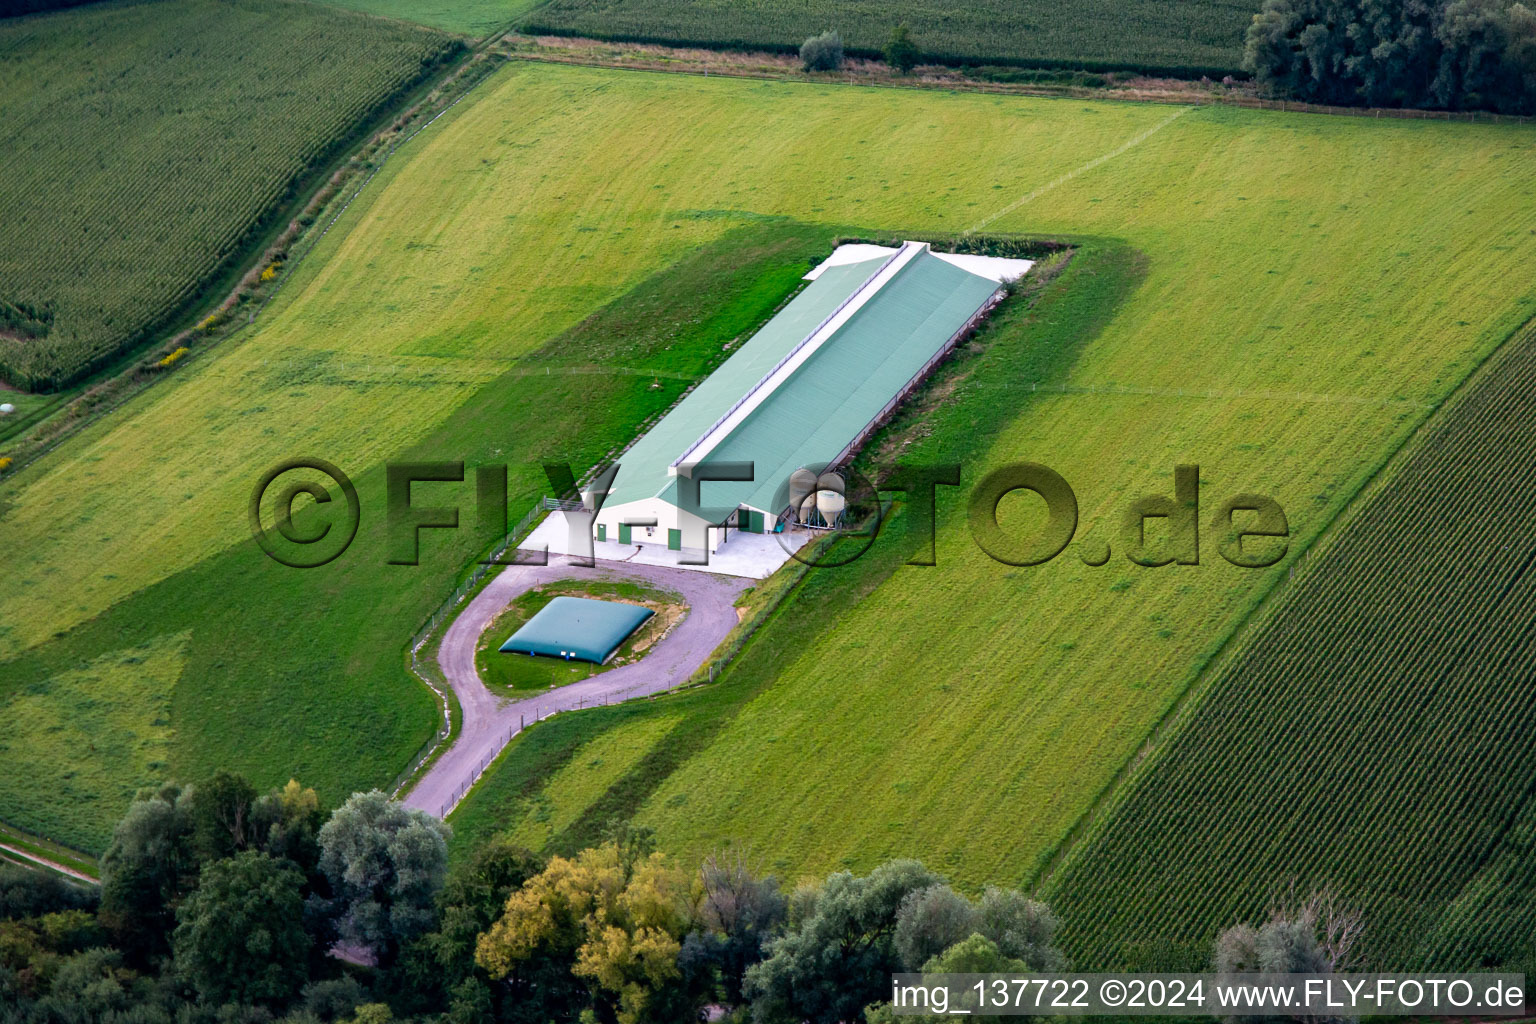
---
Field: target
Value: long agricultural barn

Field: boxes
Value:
[588,241,1030,559]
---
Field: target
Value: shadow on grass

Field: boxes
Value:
[447,235,1147,859]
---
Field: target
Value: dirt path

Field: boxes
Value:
[402,556,750,819]
[0,842,97,885]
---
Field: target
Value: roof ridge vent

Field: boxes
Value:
[669,240,924,474]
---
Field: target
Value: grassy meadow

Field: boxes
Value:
[0,633,186,852]
[0,194,855,849]
[591,91,1536,889]
[3,59,1535,899]
[523,0,1255,75]
[0,0,459,390]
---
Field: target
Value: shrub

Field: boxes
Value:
[259,262,282,283]
[156,347,189,369]
[799,30,844,71]
[0,457,12,473]
[0,863,96,919]
[885,22,919,73]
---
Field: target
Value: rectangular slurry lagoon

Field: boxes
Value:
[498,595,655,664]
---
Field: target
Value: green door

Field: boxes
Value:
[747,510,765,534]
[617,523,631,544]
[667,528,682,551]
[596,523,606,542]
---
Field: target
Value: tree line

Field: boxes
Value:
[1245,0,1536,113]
[0,772,1068,1024]
[1,770,1367,1023]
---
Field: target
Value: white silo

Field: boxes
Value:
[799,493,820,526]
[815,471,845,495]
[816,488,846,528]
[789,467,817,511]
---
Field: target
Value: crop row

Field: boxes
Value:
[1047,317,1536,971]
[0,0,461,391]
[523,0,1254,77]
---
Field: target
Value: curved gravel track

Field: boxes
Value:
[402,556,749,819]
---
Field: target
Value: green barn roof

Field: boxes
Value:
[602,242,1000,519]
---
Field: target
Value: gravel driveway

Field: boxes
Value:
[402,555,750,819]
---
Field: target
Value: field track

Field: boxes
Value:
[405,556,748,819]
[0,842,96,886]
[497,41,1535,126]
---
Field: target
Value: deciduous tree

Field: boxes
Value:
[172,850,310,1005]
[1243,0,1536,111]
[190,770,259,864]
[679,851,786,1008]
[745,859,941,1023]
[977,886,1066,970]
[99,782,197,961]
[476,842,695,1024]
[894,884,978,971]
[885,23,920,73]
[317,791,450,969]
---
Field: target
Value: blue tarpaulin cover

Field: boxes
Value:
[499,596,654,664]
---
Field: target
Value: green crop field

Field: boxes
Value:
[319,0,541,36]
[1045,317,1536,971]
[522,0,1256,76]
[3,59,1535,944]
[0,0,460,392]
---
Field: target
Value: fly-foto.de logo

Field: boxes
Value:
[249,459,1287,572]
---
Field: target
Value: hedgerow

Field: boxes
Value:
[522,0,1254,77]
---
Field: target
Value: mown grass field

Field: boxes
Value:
[523,0,1255,75]
[1045,316,1536,971]
[0,192,853,849]
[606,100,1536,892]
[0,0,460,391]
[3,58,1535,921]
[0,634,185,853]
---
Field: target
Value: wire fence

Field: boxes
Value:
[435,688,663,817]
[1200,94,1533,123]
[693,547,821,688]
[436,721,518,819]
[388,499,545,798]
